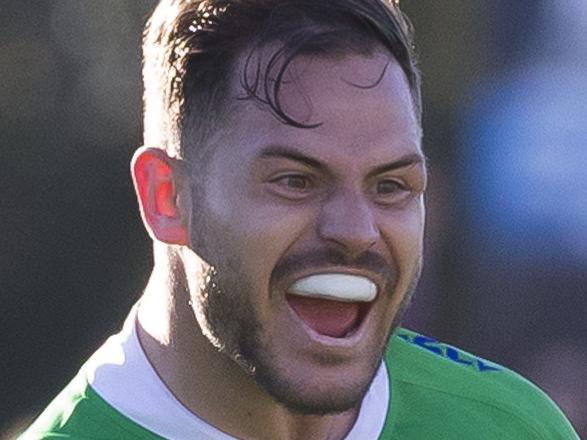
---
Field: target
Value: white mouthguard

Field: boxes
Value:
[288,274,377,302]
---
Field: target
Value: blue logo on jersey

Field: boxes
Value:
[397,333,502,373]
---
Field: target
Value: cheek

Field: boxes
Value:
[379,201,425,275]
[205,195,312,280]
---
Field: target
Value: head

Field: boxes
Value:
[133,0,425,415]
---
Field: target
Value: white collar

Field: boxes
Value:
[86,308,389,440]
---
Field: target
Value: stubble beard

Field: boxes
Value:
[188,202,422,415]
[187,247,421,416]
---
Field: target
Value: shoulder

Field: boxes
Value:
[19,369,162,440]
[382,328,579,439]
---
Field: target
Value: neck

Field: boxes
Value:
[137,259,359,440]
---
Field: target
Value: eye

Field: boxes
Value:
[376,180,406,195]
[372,179,413,206]
[272,174,310,190]
[268,174,315,201]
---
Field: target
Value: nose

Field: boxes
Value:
[317,189,380,258]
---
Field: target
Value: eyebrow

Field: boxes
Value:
[366,153,427,178]
[257,145,427,176]
[257,145,327,172]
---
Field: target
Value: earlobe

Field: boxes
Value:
[131,147,189,246]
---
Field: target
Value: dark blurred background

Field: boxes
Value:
[1,1,585,438]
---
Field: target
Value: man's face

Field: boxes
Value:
[185,51,426,414]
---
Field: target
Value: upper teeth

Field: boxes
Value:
[288,274,377,302]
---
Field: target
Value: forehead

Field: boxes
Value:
[224,49,422,165]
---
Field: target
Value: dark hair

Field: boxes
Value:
[142,0,420,160]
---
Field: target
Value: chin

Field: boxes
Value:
[241,334,383,416]
[253,365,375,416]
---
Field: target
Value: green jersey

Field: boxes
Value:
[21,315,579,439]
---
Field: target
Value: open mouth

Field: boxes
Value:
[285,273,377,339]
[286,294,372,338]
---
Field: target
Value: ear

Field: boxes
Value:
[131,147,190,246]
